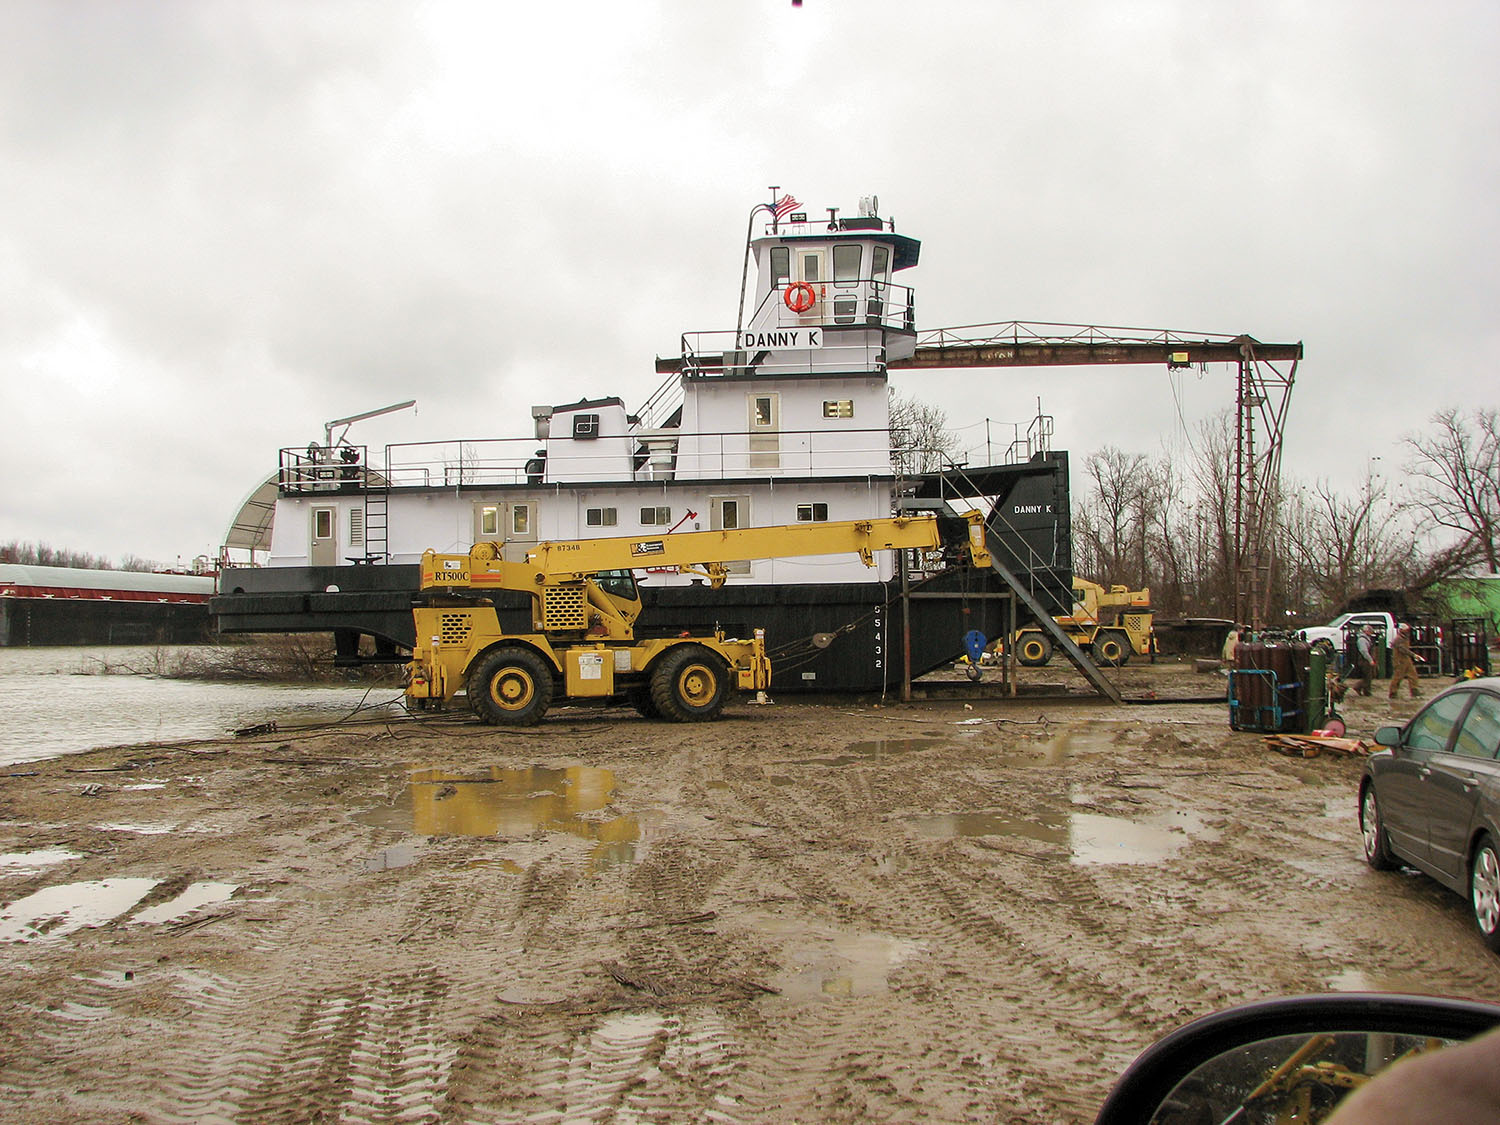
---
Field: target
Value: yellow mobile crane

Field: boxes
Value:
[1011,579,1153,668]
[405,512,988,725]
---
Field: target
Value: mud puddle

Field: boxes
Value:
[0,877,161,943]
[740,912,924,1001]
[907,807,1218,864]
[130,882,238,924]
[794,722,1099,770]
[0,848,81,873]
[356,764,648,871]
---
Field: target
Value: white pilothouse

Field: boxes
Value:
[237,193,928,584]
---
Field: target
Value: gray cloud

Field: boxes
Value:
[2,0,1496,563]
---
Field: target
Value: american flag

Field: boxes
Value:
[772,193,800,219]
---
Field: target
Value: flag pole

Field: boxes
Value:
[736,188,781,344]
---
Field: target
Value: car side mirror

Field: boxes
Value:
[1093,993,1500,1124]
[1374,725,1403,747]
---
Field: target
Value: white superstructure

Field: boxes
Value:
[238,194,926,588]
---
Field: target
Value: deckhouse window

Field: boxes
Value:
[314,509,334,539]
[586,507,617,528]
[512,504,531,535]
[770,247,790,288]
[640,506,671,526]
[833,244,861,284]
[797,503,829,522]
[800,252,820,282]
[478,504,501,537]
[823,400,854,419]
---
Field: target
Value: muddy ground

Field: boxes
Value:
[2,659,1499,1124]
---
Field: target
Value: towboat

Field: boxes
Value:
[211,194,1075,692]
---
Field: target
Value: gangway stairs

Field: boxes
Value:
[903,489,1124,704]
[973,522,1123,704]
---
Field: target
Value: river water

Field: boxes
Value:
[0,646,409,767]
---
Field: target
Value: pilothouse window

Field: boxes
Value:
[872,245,890,283]
[770,247,790,287]
[833,244,861,284]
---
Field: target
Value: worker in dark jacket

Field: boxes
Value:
[1389,623,1423,700]
[1346,626,1377,697]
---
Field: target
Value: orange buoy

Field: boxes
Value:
[784,282,816,313]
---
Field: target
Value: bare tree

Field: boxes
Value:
[0,541,167,571]
[1185,412,1240,617]
[1142,455,1204,617]
[1278,471,1418,614]
[1074,447,1151,588]
[1404,408,1500,574]
[889,390,958,475]
[0,541,113,569]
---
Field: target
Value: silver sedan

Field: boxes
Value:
[1359,677,1500,951]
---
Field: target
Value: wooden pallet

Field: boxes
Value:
[1262,733,1372,758]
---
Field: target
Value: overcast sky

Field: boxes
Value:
[3,1,1496,566]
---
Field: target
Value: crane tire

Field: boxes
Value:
[468,646,553,726]
[650,645,730,722]
[1092,631,1129,667]
[628,687,660,719]
[1016,634,1053,667]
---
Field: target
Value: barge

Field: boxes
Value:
[1,565,214,647]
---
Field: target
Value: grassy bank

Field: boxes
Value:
[76,636,403,684]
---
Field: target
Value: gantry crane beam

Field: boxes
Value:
[889,322,1303,369]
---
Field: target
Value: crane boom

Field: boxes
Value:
[420,512,987,591]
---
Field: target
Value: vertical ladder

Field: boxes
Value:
[363,460,390,563]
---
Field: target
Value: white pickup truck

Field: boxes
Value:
[1297,611,1400,655]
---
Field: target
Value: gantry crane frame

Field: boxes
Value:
[890,320,1302,631]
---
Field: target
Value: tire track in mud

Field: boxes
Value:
[437,832,755,1121]
[697,740,1391,1118]
[689,757,1144,1121]
[452,1006,741,1124]
[232,966,454,1124]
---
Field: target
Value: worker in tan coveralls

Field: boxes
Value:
[1388,623,1423,700]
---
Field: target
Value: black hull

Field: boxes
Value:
[211,456,1073,692]
[211,567,1020,693]
[1,598,213,647]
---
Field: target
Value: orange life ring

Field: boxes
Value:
[784,282,816,313]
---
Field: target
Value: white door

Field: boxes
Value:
[748,393,780,470]
[310,506,338,567]
[796,248,827,323]
[711,495,751,576]
[474,501,538,561]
